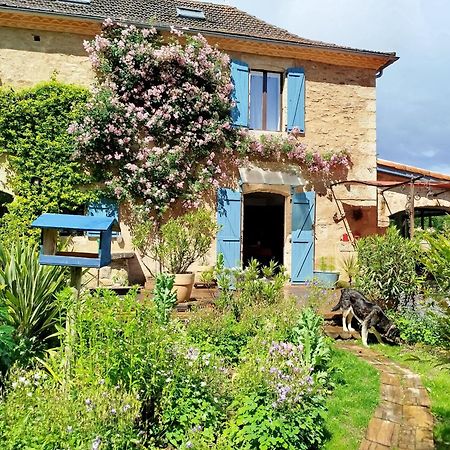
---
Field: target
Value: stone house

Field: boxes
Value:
[0,0,401,285]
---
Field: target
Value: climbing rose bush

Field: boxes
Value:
[71,21,237,213]
[237,127,351,174]
[71,21,351,215]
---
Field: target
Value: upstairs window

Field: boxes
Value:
[249,71,281,131]
[231,61,305,132]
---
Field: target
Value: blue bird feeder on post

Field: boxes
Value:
[31,213,121,379]
[31,212,121,289]
[31,213,120,269]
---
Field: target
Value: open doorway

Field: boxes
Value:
[243,192,285,267]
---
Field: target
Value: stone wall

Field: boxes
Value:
[1,25,380,282]
[0,27,93,87]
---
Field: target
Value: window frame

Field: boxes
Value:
[248,69,283,132]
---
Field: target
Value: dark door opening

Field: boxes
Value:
[243,192,285,268]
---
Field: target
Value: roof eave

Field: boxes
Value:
[0,5,398,71]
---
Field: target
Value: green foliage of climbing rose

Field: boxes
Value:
[0,240,67,356]
[355,227,424,308]
[72,21,238,215]
[0,80,93,243]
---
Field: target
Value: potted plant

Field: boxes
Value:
[133,209,218,302]
[313,257,340,288]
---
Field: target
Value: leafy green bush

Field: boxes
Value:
[152,273,177,325]
[0,80,93,243]
[355,227,423,308]
[0,306,14,374]
[213,258,288,321]
[419,231,450,294]
[290,307,331,371]
[133,208,218,276]
[388,309,443,346]
[0,240,67,362]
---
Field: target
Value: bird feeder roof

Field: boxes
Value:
[31,213,120,232]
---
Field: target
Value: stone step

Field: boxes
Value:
[324,325,360,340]
[323,311,342,322]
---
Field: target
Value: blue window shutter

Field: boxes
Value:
[291,191,315,283]
[87,198,119,237]
[217,188,242,268]
[231,60,249,127]
[286,68,305,132]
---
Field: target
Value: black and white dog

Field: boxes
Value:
[331,289,399,346]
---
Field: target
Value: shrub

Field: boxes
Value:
[0,240,67,360]
[152,273,177,325]
[221,319,330,449]
[388,296,450,347]
[0,306,14,375]
[132,209,218,275]
[290,307,331,371]
[0,273,333,448]
[213,258,288,320]
[355,227,423,308]
[419,231,450,295]
[0,81,92,243]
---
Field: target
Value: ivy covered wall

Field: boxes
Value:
[0,80,94,242]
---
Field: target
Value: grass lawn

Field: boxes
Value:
[323,346,380,450]
[373,344,450,450]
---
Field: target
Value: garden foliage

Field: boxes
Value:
[0,265,333,449]
[0,240,67,366]
[419,230,450,295]
[0,81,92,243]
[355,227,423,308]
[132,208,218,275]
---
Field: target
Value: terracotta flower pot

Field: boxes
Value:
[172,272,195,303]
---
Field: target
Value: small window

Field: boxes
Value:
[176,7,206,20]
[249,70,281,131]
[87,198,119,237]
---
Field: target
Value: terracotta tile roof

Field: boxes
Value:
[377,159,450,181]
[0,0,396,59]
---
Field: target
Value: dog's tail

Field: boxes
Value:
[331,299,341,311]
[331,289,346,311]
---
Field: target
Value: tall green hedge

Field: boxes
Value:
[0,80,93,243]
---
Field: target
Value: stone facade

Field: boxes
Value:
[0,23,384,283]
[0,27,93,88]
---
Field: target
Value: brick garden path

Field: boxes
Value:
[338,343,435,450]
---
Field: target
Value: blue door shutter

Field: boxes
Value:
[231,60,249,127]
[291,191,315,283]
[87,198,119,237]
[286,68,305,132]
[217,188,242,268]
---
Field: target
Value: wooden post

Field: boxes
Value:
[409,180,415,238]
[64,267,82,385]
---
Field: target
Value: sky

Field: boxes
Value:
[203,0,450,175]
